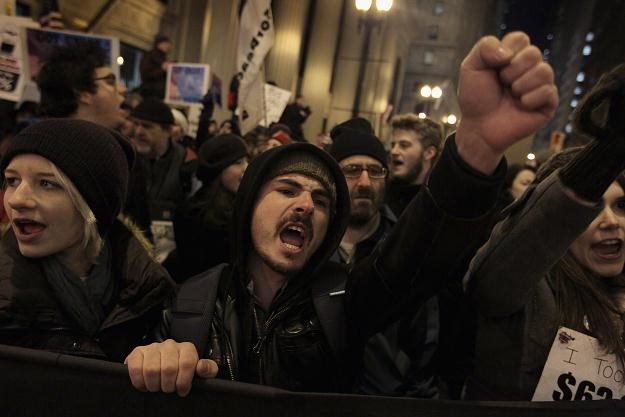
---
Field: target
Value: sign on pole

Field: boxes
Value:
[165,63,210,106]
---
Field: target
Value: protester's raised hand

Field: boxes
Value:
[125,339,218,397]
[456,32,558,174]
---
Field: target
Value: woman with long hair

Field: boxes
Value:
[0,119,175,362]
[465,64,625,400]
[171,134,248,280]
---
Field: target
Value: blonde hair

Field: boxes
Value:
[48,162,103,264]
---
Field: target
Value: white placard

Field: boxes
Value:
[0,16,35,102]
[532,326,625,401]
[261,83,291,127]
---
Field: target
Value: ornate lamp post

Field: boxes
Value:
[352,0,393,117]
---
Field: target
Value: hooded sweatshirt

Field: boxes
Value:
[165,137,505,392]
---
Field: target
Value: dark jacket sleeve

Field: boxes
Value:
[463,172,602,318]
[346,135,505,340]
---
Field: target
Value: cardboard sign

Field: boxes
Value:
[165,63,210,105]
[532,327,625,401]
[261,83,290,126]
[0,16,36,102]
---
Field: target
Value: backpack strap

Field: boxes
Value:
[311,263,348,360]
[170,263,228,356]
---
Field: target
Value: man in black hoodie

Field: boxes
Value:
[125,32,558,396]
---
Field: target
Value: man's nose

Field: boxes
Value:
[356,169,372,187]
[293,192,314,215]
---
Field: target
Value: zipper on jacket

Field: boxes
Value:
[252,303,293,384]
[214,317,236,381]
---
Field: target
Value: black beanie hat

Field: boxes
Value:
[131,99,174,125]
[329,117,387,168]
[0,119,135,237]
[196,134,248,184]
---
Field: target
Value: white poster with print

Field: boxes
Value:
[532,326,625,401]
[260,83,290,127]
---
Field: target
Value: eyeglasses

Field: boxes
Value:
[341,164,387,179]
[93,73,117,86]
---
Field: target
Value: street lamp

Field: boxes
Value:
[352,0,394,117]
[355,0,372,11]
[376,0,393,12]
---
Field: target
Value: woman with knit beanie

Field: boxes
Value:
[465,64,625,400]
[169,133,248,281]
[0,119,175,362]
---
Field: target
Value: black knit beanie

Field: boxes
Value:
[196,134,248,184]
[329,117,387,168]
[0,119,135,237]
[130,98,174,125]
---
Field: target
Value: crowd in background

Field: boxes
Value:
[1,28,625,405]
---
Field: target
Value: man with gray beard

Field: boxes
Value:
[329,117,440,398]
[329,118,395,266]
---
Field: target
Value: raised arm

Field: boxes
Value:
[465,63,625,317]
[347,32,558,338]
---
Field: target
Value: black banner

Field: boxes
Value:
[0,344,623,417]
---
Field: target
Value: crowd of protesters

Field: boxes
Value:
[2,28,625,405]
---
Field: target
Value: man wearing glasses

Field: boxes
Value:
[37,42,127,130]
[329,118,440,398]
[329,118,394,267]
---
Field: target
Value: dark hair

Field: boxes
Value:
[191,177,236,229]
[391,113,444,150]
[37,42,107,118]
[268,123,292,137]
[504,163,536,190]
[537,147,625,368]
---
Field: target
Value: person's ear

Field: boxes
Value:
[76,90,93,106]
[423,145,438,162]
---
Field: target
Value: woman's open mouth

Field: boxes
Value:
[13,219,46,242]
[591,239,623,260]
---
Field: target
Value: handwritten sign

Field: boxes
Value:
[261,83,290,126]
[165,63,210,105]
[532,327,625,401]
[0,16,37,101]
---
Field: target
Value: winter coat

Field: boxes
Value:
[385,181,422,218]
[331,205,440,397]
[162,137,505,392]
[138,140,190,221]
[464,172,601,400]
[139,48,167,100]
[169,185,233,281]
[0,219,176,362]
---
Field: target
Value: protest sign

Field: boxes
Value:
[0,16,36,102]
[26,27,118,79]
[165,63,210,105]
[533,326,625,401]
[261,83,290,126]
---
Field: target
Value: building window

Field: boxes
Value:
[428,25,439,40]
[433,1,444,15]
[424,50,435,65]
